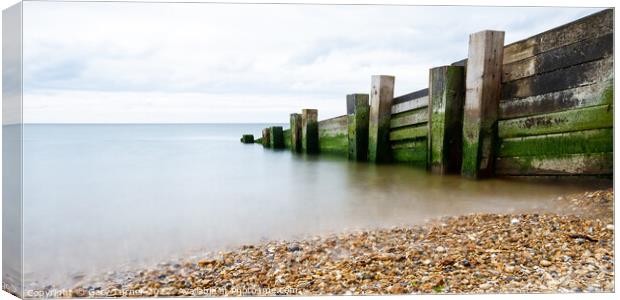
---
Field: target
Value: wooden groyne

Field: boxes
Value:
[246,9,613,179]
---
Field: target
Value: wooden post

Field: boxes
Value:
[368,75,395,163]
[270,126,285,149]
[428,66,465,174]
[261,128,271,148]
[301,109,319,154]
[347,94,369,161]
[240,134,255,144]
[461,30,505,178]
[289,113,302,152]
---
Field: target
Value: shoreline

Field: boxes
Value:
[28,188,614,297]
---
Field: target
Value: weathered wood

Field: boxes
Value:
[318,115,348,156]
[289,113,302,152]
[270,126,285,149]
[391,96,428,114]
[347,94,369,161]
[390,108,428,129]
[389,124,428,142]
[240,134,254,144]
[503,9,612,64]
[497,128,613,157]
[498,104,613,138]
[368,75,395,163]
[392,88,428,104]
[301,109,319,154]
[502,33,612,82]
[261,128,271,148]
[428,65,465,174]
[501,56,613,99]
[499,80,613,119]
[391,140,428,167]
[461,30,505,178]
[495,152,613,175]
[283,129,291,149]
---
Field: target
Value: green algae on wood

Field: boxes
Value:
[497,128,613,158]
[368,75,395,163]
[261,128,271,148]
[289,113,302,153]
[389,124,428,142]
[240,134,255,144]
[461,30,505,179]
[347,94,369,161]
[270,126,285,149]
[302,109,319,154]
[428,65,465,174]
[319,133,348,156]
[283,129,292,149]
[390,107,428,129]
[391,138,428,168]
[495,152,613,175]
[498,104,613,138]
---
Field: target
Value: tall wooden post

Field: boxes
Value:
[428,66,465,174]
[289,113,302,152]
[347,94,370,161]
[270,126,285,149]
[262,128,271,148]
[301,109,319,154]
[461,30,504,178]
[368,75,395,163]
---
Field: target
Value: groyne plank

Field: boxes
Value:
[389,124,428,142]
[391,96,428,114]
[391,140,428,167]
[497,128,613,157]
[499,81,613,120]
[495,152,613,175]
[392,88,428,104]
[501,56,613,100]
[390,107,428,129]
[503,9,612,64]
[502,33,612,83]
[498,104,613,138]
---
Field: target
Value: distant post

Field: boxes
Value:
[262,128,271,148]
[428,66,465,174]
[270,126,285,149]
[461,30,505,178]
[368,75,395,163]
[301,109,319,154]
[289,113,302,152]
[347,94,370,161]
[240,134,255,144]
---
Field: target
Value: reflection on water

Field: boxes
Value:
[22,124,610,288]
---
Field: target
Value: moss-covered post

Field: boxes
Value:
[461,30,504,178]
[347,94,369,161]
[240,134,255,144]
[428,66,465,174]
[270,126,285,149]
[368,75,395,163]
[302,109,319,154]
[290,113,302,152]
[261,128,271,148]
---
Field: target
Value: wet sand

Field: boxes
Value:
[44,188,614,297]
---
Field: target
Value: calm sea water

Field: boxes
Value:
[21,124,610,288]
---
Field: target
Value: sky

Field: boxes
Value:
[21,1,603,123]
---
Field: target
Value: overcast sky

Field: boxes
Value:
[22,2,602,123]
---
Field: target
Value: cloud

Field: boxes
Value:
[21,2,602,123]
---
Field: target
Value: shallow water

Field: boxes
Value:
[21,124,610,288]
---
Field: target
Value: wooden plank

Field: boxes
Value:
[389,124,428,142]
[368,75,395,163]
[391,139,427,150]
[501,55,613,100]
[392,140,428,167]
[498,104,613,138]
[347,93,369,161]
[428,65,465,174]
[497,128,613,157]
[503,9,612,64]
[462,30,505,178]
[391,96,428,114]
[392,88,428,104]
[495,152,613,175]
[301,109,319,154]
[289,113,302,152]
[390,107,428,129]
[499,80,613,119]
[503,33,612,83]
[318,115,348,136]
[318,133,348,156]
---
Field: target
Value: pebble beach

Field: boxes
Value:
[53,189,614,297]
